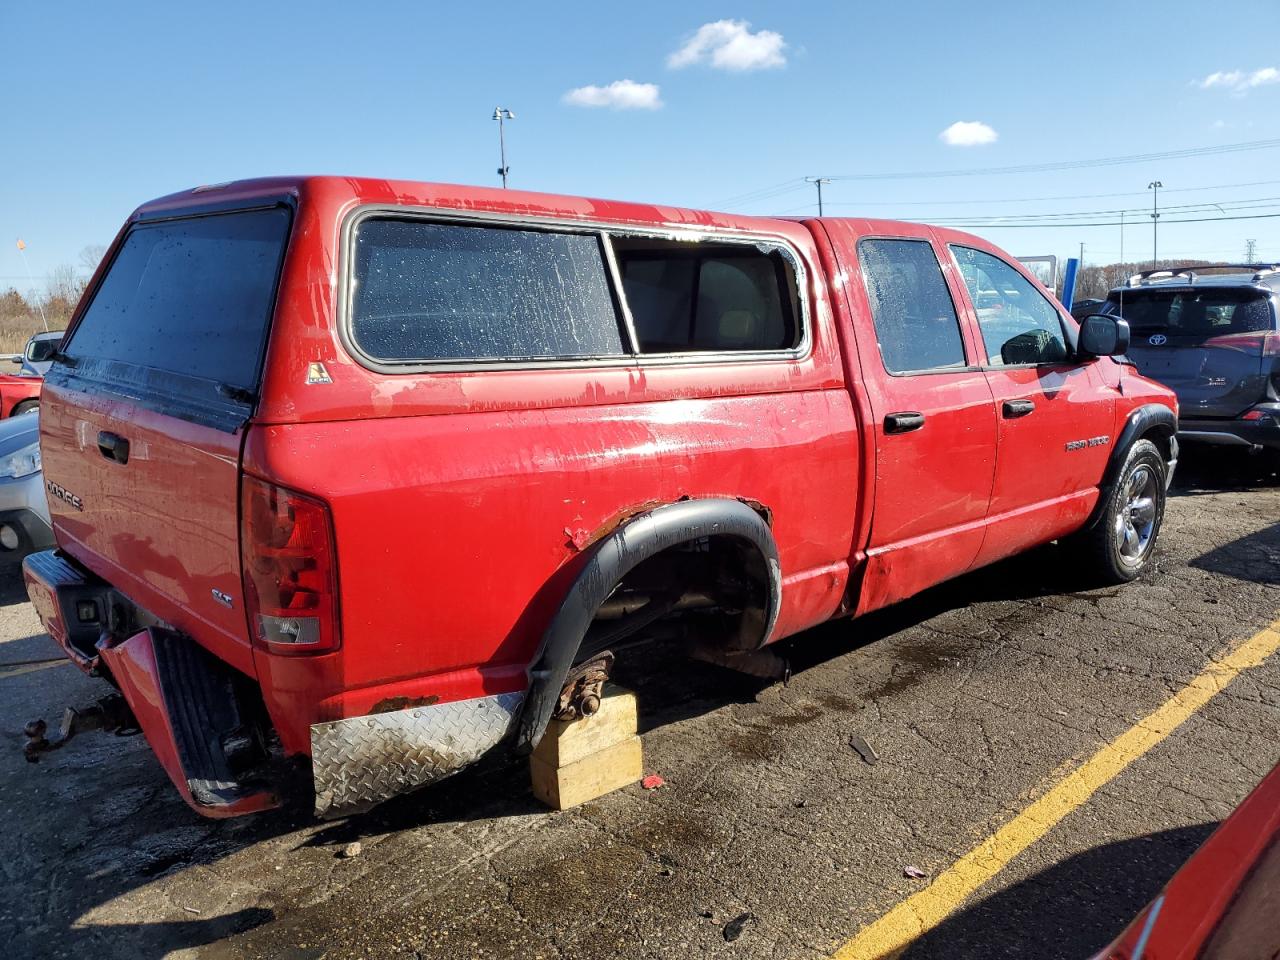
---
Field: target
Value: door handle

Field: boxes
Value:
[97,431,130,464]
[884,411,926,434]
[1002,399,1036,419]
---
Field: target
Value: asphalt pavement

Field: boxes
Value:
[2,449,1278,960]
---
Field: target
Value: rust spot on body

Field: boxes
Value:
[369,694,441,715]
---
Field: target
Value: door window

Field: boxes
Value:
[952,246,1069,366]
[858,239,967,374]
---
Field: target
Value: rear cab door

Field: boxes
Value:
[943,238,1116,566]
[40,199,293,677]
[820,220,997,614]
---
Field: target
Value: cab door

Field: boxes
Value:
[823,222,997,614]
[945,242,1116,567]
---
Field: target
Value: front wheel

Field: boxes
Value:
[10,400,38,417]
[1067,439,1167,584]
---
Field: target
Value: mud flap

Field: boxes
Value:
[309,691,525,818]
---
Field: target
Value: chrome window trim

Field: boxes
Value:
[336,204,813,375]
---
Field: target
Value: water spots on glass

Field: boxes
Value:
[65,209,290,390]
[350,220,628,363]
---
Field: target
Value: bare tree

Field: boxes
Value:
[78,244,107,277]
[46,264,85,304]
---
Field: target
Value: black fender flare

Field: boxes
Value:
[1087,403,1177,528]
[516,498,781,752]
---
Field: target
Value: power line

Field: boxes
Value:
[711,138,1280,211]
[921,196,1280,225]
[798,177,1280,210]
[822,137,1280,182]
[932,211,1280,229]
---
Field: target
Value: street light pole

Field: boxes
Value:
[1147,181,1163,268]
[492,107,515,188]
[804,177,832,217]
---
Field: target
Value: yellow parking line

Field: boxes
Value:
[833,617,1280,960]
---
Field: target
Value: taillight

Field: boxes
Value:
[1264,332,1280,357]
[240,475,341,655]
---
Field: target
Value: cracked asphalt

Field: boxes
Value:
[2,449,1279,960]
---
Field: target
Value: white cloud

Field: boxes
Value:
[1198,67,1280,93]
[667,19,786,72]
[563,80,663,111]
[939,120,998,147]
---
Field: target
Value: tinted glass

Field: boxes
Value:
[858,239,966,374]
[350,220,626,362]
[67,208,290,388]
[618,247,799,353]
[953,246,1068,366]
[1104,289,1274,337]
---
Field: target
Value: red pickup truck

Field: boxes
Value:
[24,177,1177,819]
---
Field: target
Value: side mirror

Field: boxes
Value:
[8,356,21,365]
[1078,315,1130,359]
[26,340,57,363]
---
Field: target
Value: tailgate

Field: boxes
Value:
[1128,335,1269,419]
[41,206,292,677]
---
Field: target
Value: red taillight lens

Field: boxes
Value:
[240,475,341,655]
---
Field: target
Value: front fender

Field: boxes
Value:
[1087,403,1177,527]
[515,497,781,752]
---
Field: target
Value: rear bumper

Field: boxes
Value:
[24,547,528,818]
[1179,413,1280,451]
[98,627,281,818]
[23,549,281,818]
[0,508,54,561]
[0,468,53,562]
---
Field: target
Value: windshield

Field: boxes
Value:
[1105,289,1274,338]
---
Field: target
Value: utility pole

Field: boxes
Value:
[804,177,833,217]
[492,107,515,188]
[14,239,48,331]
[1147,181,1163,268]
[1120,209,1126,275]
[1246,239,1257,264]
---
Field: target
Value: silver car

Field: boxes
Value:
[0,411,52,561]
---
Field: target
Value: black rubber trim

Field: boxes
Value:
[149,628,257,806]
[516,498,781,752]
[1087,403,1178,528]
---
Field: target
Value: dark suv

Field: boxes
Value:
[1102,265,1280,462]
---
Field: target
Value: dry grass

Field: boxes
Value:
[0,317,46,356]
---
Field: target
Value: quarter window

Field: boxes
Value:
[350,219,628,363]
[347,218,806,365]
[952,246,1069,366]
[858,238,967,374]
[613,237,801,353]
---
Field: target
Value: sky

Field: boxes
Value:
[3,0,1280,296]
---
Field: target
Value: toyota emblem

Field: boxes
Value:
[1148,334,1168,345]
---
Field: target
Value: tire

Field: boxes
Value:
[1067,438,1167,584]
[10,400,38,417]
